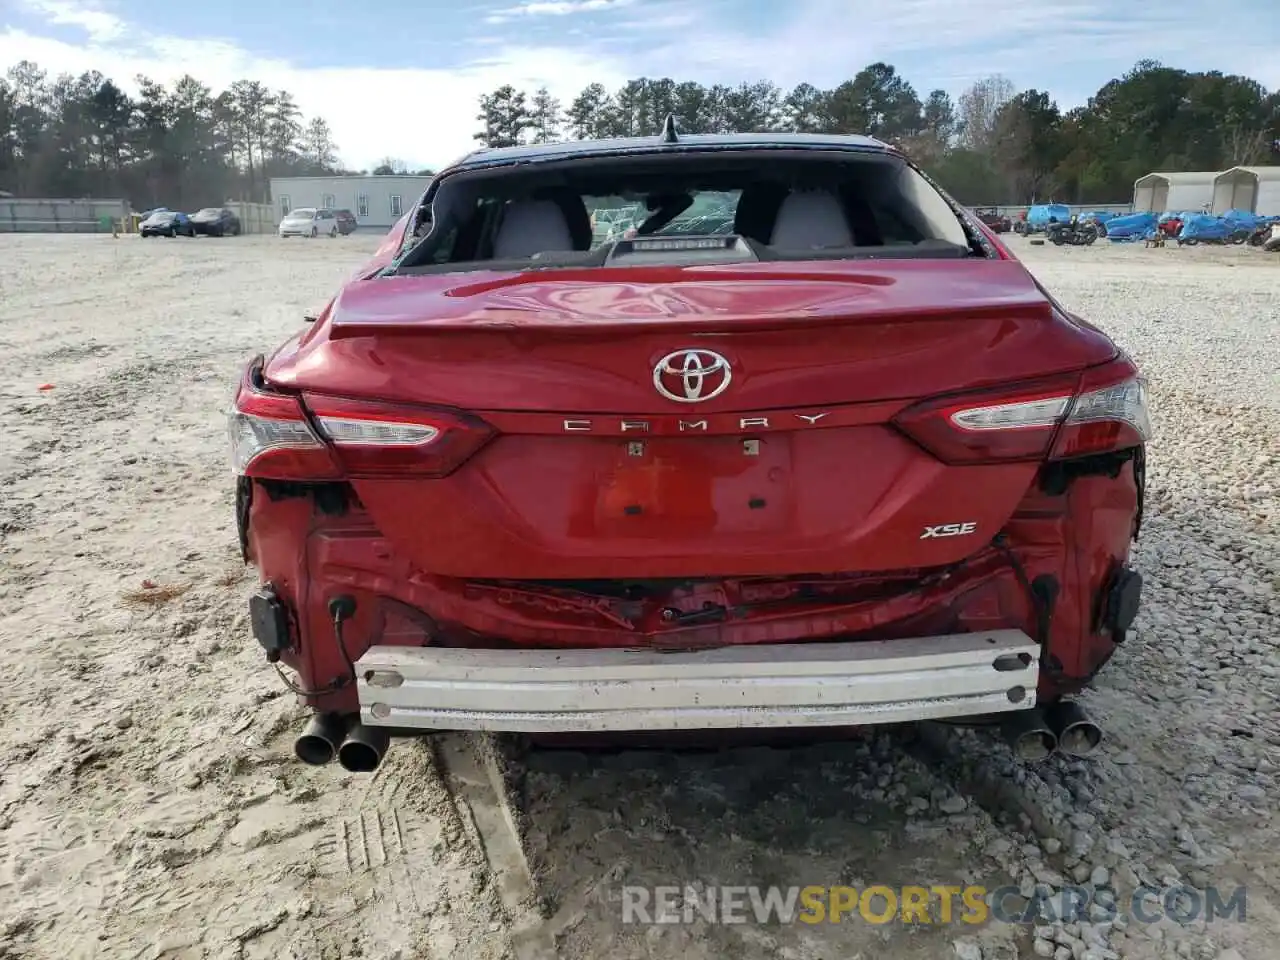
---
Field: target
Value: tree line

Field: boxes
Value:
[0,60,432,210]
[476,61,1280,205]
[2,57,1276,209]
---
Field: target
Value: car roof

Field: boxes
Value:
[446,131,893,173]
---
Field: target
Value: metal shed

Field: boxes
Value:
[1132,172,1217,213]
[1212,166,1280,215]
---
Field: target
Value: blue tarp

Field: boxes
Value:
[1177,214,1233,242]
[1104,212,1158,240]
[1025,204,1071,228]
[1080,210,1122,224]
[1219,209,1274,231]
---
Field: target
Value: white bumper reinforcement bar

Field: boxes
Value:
[354,630,1040,733]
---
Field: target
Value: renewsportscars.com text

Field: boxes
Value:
[620,884,1247,926]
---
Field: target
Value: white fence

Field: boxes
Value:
[0,198,130,233]
[972,203,1133,217]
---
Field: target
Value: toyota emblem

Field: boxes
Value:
[652,349,733,403]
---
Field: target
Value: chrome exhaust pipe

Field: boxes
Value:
[294,713,351,765]
[1044,700,1102,758]
[1001,708,1058,762]
[337,723,391,773]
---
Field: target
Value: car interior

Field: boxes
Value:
[391,152,982,274]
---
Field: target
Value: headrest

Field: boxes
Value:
[493,200,575,259]
[769,189,854,249]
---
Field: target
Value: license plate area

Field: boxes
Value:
[594,435,792,536]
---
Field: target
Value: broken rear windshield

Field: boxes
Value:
[391,148,982,275]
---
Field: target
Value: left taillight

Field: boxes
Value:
[302,393,495,478]
[227,358,341,480]
[892,356,1151,465]
[227,358,496,481]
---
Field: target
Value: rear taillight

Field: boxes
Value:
[893,357,1150,465]
[227,361,495,480]
[228,360,341,480]
[1049,362,1150,460]
[302,394,495,478]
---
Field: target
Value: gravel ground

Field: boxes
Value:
[0,233,1275,960]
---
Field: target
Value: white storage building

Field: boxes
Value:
[1131,172,1217,213]
[1212,166,1280,216]
[267,175,432,230]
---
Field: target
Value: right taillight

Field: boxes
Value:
[893,357,1150,465]
[1049,362,1151,460]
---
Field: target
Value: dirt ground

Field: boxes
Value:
[0,232,1275,960]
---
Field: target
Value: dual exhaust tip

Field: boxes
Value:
[1002,700,1102,762]
[295,714,389,772]
[295,703,1100,770]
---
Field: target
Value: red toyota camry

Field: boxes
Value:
[228,124,1150,773]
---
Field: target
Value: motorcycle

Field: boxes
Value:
[1047,219,1099,246]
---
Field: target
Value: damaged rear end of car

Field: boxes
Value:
[228,130,1150,771]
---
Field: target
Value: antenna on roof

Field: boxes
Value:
[660,113,680,143]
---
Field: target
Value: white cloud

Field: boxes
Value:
[485,0,635,26]
[3,0,1278,170]
[17,0,123,43]
[0,7,629,170]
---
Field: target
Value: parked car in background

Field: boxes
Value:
[190,207,242,237]
[278,208,340,238]
[229,126,1150,775]
[972,207,1012,233]
[140,209,194,237]
[333,209,358,235]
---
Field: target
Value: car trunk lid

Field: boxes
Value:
[264,259,1115,580]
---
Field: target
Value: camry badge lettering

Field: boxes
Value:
[560,413,831,432]
[920,522,978,539]
[653,349,733,403]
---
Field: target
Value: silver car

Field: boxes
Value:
[278,208,339,238]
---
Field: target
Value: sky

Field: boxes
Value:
[3,0,1279,171]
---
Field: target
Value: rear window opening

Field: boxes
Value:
[392,150,983,275]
